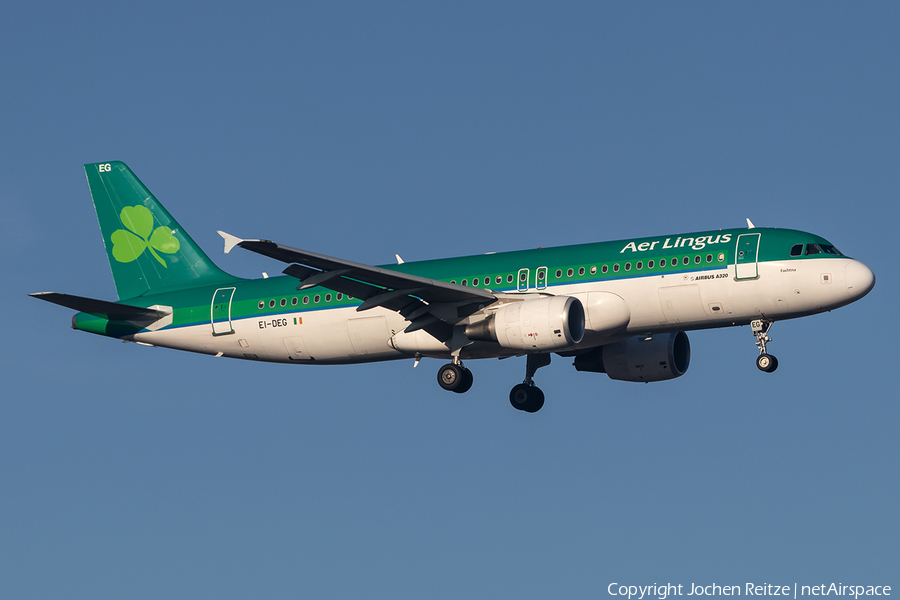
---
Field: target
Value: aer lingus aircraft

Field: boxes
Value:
[33,161,875,412]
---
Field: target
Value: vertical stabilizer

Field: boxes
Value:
[84,161,238,300]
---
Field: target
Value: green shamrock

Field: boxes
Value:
[110,205,180,267]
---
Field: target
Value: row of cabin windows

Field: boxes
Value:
[790,243,842,257]
[448,252,727,288]
[451,274,516,287]
[258,292,345,310]
[562,252,726,276]
[258,250,734,309]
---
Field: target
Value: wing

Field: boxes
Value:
[219,232,497,342]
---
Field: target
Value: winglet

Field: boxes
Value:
[217,231,244,254]
[746,218,756,229]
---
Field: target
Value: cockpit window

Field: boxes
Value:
[805,243,822,255]
[790,244,803,257]
[820,244,842,256]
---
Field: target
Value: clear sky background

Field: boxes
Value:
[1,2,897,598]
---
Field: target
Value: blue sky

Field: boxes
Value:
[1,2,897,598]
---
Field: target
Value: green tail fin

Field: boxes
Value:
[85,161,238,300]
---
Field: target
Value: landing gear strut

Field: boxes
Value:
[509,353,550,413]
[437,358,473,393]
[751,319,778,373]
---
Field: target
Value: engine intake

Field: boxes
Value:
[466,296,585,351]
[573,331,691,382]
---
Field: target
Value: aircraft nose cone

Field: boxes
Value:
[845,260,875,299]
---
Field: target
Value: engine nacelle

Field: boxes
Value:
[466,296,585,351]
[573,331,691,382]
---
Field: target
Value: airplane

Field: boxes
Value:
[32,161,876,413]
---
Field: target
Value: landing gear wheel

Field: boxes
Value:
[454,368,474,394]
[756,353,778,373]
[751,320,779,373]
[437,364,463,391]
[509,383,545,413]
[527,387,545,413]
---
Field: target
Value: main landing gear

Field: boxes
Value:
[437,359,473,394]
[509,353,550,413]
[751,319,778,373]
[436,353,550,413]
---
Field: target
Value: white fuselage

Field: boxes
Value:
[128,256,871,365]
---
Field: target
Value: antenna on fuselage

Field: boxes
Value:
[746,218,756,229]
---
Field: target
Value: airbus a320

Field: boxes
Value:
[32,162,876,412]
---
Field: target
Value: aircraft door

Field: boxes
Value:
[517,268,530,292]
[735,233,761,280]
[211,287,236,335]
[536,266,548,290]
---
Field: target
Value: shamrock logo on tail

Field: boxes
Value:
[111,205,180,267]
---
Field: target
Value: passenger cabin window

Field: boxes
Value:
[507,274,514,283]
[805,244,822,255]
[790,244,803,257]
[555,269,562,278]
[496,276,502,284]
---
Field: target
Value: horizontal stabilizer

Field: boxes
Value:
[29,292,169,321]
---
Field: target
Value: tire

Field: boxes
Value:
[756,353,777,373]
[524,387,545,413]
[509,384,544,412]
[509,383,531,410]
[438,364,463,390]
[453,368,474,394]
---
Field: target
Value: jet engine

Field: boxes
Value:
[466,296,585,352]
[573,331,690,382]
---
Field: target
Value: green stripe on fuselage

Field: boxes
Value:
[73,226,844,337]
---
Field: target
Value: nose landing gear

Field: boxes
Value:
[751,319,778,373]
